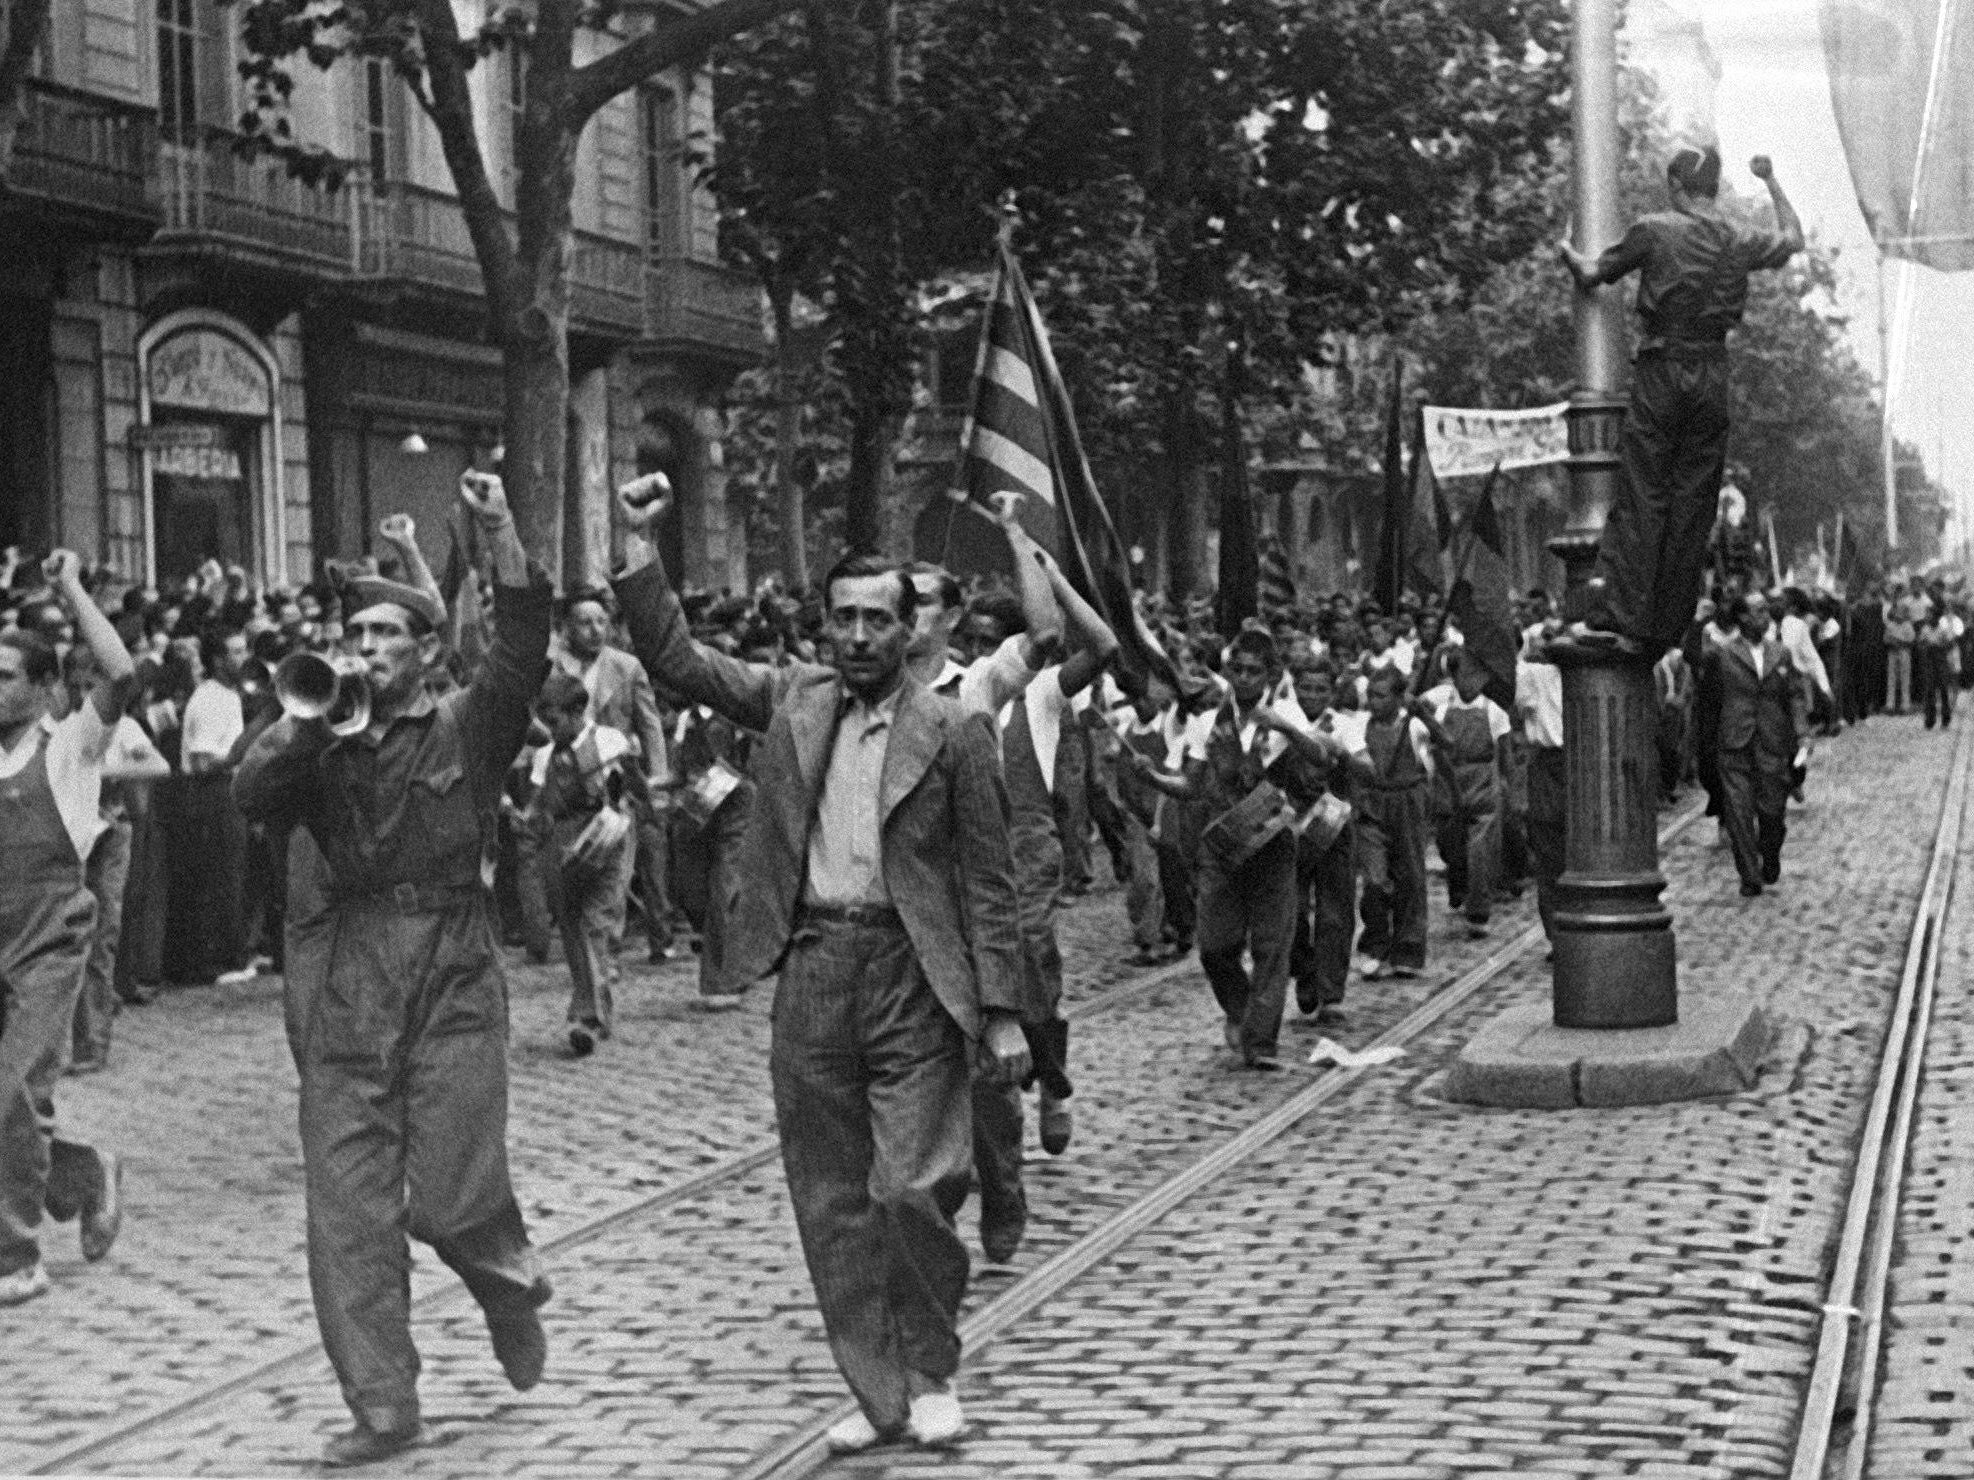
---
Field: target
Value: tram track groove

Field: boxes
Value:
[27,922,1209,1474]
[1787,718,1974,1480]
[732,794,1713,1480]
[40,794,1715,1477]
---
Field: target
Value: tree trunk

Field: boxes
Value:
[501,328,571,583]
[1161,391,1208,603]
[843,404,901,555]
[770,287,809,588]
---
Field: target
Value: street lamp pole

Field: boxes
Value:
[1548,0,1679,1028]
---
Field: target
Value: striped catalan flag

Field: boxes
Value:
[946,236,1174,691]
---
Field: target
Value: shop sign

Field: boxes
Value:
[152,444,244,480]
[148,329,272,418]
[130,423,224,450]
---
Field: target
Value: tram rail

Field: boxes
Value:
[1787,718,1973,1480]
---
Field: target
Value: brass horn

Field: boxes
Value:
[274,650,372,737]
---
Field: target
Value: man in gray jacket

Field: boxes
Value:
[611,477,1030,1453]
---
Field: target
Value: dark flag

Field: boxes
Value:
[949,236,1174,689]
[1834,512,1861,596]
[1259,534,1297,618]
[1217,388,1259,635]
[1371,356,1407,614]
[1447,464,1517,712]
[1405,409,1449,601]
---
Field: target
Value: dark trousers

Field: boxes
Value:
[1526,747,1567,940]
[116,798,165,996]
[71,819,132,1067]
[1920,647,1956,728]
[549,832,635,1032]
[1197,830,1298,1058]
[1156,840,1196,947]
[1435,773,1501,927]
[1054,724,1092,893]
[1593,352,1732,654]
[295,900,542,1429]
[675,796,750,998]
[1717,744,1787,888]
[771,919,974,1431]
[1,879,101,1277]
[161,771,247,984]
[1357,788,1430,969]
[1290,828,1355,1011]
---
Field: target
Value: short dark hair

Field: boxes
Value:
[822,553,915,623]
[1228,628,1277,666]
[535,670,589,716]
[965,589,1026,639]
[558,588,613,623]
[0,630,59,684]
[904,561,962,614]
[1668,145,1721,199]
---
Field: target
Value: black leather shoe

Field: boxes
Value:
[489,1277,553,1391]
[322,1422,421,1468]
[1739,880,1763,898]
[79,1153,122,1263]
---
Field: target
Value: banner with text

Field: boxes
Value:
[1422,402,1570,481]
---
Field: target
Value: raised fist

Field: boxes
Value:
[459,470,513,528]
[1750,155,1774,181]
[379,513,416,544]
[42,549,81,587]
[617,473,673,529]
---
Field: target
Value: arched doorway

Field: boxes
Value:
[138,311,285,587]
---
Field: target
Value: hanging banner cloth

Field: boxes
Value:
[1420,403,1569,481]
[1822,0,1974,271]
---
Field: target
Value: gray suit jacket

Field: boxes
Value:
[613,562,1025,1036]
[550,642,666,777]
[1705,634,1808,758]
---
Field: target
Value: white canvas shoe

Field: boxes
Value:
[0,1262,50,1307]
[906,1383,965,1447]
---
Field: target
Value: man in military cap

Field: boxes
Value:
[235,473,554,1467]
[1563,145,1802,655]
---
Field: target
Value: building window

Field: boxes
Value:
[641,86,682,259]
[158,0,200,146]
[363,57,393,183]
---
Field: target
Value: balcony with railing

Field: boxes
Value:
[6,79,158,231]
[355,182,647,337]
[154,132,358,271]
[645,256,763,365]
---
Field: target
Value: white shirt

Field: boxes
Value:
[181,678,244,765]
[1515,660,1564,749]
[0,706,112,862]
[1422,682,1513,743]
[806,688,901,906]
[1777,613,1830,700]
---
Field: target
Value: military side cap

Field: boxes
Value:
[341,574,446,632]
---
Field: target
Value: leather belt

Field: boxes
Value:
[333,879,484,913]
[800,901,904,930]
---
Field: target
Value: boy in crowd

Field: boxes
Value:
[523,672,636,1056]
[1420,649,1512,939]
[1349,666,1437,979]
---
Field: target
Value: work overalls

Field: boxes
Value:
[0,738,107,1276]
[1356,719,1430,971]
[1433,701,1502,929]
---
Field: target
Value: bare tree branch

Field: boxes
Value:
[566,0,801,127]
[412,0,522,324]
[0,0,55,178]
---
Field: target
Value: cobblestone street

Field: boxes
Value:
[5,715,1970,1479]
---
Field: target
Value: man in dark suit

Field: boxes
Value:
[610,477,1030,1454]
[1702,591,1810,897]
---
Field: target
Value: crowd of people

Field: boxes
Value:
[1,473,1967,1462]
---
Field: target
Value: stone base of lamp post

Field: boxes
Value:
[1444,394,1769,1107]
